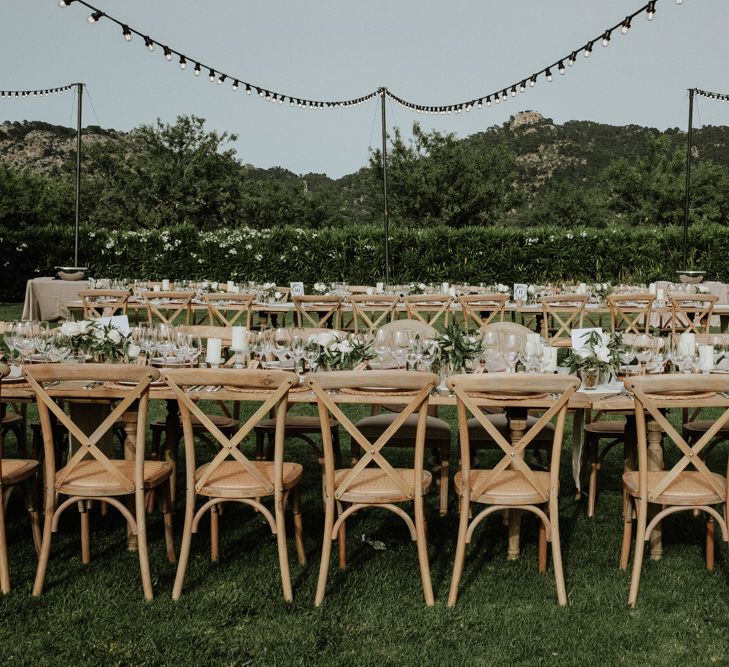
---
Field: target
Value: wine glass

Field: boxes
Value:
[404,339,419,371]
[481,330,503,373]
[373,329,390,367]
[419,339,438,373]
[14,321,37,368]
[290,335,305,374]
[500,332,523,373]
[303,340,319,372]
[274,327,291,365]
[390,330,408,369]
[155,324,174,368]
[47,333,72,364]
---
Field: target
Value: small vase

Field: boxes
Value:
[579,367,600,389]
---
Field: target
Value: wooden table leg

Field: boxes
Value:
[507,411,528,561]
[647,418,664,560]
[572,408,586,499]
[123,409,139,551]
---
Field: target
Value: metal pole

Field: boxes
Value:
[380,87,390,285]
[74,82,83,267]
[682,88,694,271]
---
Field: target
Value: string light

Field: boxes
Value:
[696,88,729,103]
[0,84,75,98]
[58,0,673,114]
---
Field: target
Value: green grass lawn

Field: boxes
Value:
[2,303,729,665]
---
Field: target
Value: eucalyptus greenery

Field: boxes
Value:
[564,330,623,376]
[435,323,482,372]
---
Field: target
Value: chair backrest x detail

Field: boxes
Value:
[306,370,438,502]
[607,293,656,335]
[459,294,508,330]
[163,369,298,496]
[203,293,255,328]
[143,290,195,326]
[24,364,159,494]
[294,296,342,329]
[447,373,580,502]
[540,294,589,344]
[626,374,729,504]
[79,289,130,319]
[349,295,400,332]
[669,294,718,335]
[403,294,453,327]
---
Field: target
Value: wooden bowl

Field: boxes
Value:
[56,266,87,281]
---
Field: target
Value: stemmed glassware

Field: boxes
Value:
[290,335,305,374]
[481,330,503,372]
[274,327,291,367]
[373,329,390,368]
[13,321,37,368]
[390,330,408,369]
[500,332,523,374]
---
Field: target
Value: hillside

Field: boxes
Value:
[1,112,727,230]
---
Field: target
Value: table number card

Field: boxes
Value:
[513,283,528,302]
[290,282,305,297]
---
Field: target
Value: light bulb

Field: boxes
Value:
[621,18,631,34]
[209,70,216,82]
[87,11,102,23]
[519,81,526,92]
[194,63,201,76]
[217,75,225,85]
[569,51,577,66]
[529,75,536,87]
[122,25,132,42]
[164,46,172,61]
[647,1,656,19]
[232,80,239,90]
[246,84,252,95]
[545,68,553,82]
[486,96,491,106]
[179,56,187,70]
[602,31,611,47]
[558,61,565,75]
[584,42,593,57]
[144,36,155,51]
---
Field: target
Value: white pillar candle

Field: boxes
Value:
[441,282,449,293]
[161,279,170,290]
[366,287,374,295]
[153,284,160,292]
[206,338,222,366]
[376,282,384,294]
[448,286,456,297]
[681,332,696,356]
[649,283,657,295]
[578,282,587,294]
[227,280,235,292]
[231,326,247,352]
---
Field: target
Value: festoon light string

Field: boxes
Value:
[695,88,729,103]
[0,84,75,98]
[55,0,682,113]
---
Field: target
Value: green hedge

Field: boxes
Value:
[6,223,725,302]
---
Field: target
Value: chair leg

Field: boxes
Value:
[620,492,633,571]
[172,490,196,601]
[549,497,567,607]
[706,516,715,572]
[507,509,522,560]
[79,501,90,565]
[628,500,648,608]
[587,436,598,518]
[439,444,449,517]
[275,492,294,603]
[135,490,154,601]
[22,479,42,554]
[414,495,434,606]
[538,518,548,574]
[336,500,347,570]
[0,493,10,593]
[210,505,219,562]
[292,485,306,566]
[315,498,336,607]
[448,493,470,607]
[32,506,54,596]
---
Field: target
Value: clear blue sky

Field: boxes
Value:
[2,0,728,177]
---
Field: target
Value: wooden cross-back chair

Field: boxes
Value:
[540,294,589,347]
[142,290,195,326]
[622,374,729,608]
[668,294,719,335]
[293,295,342,329]
[79,289,130,319]
[163,368,304,602]
[24,364,175,601]
[446,373,580,607]
[459,294,509,331]
[0,363,41,594]
[306,370,439,607]
[348,294,400,333]
[203,293,255,328]
[607,293,656,334]
[402,294,453,328]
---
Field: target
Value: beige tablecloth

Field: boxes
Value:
[22,278,91,321]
